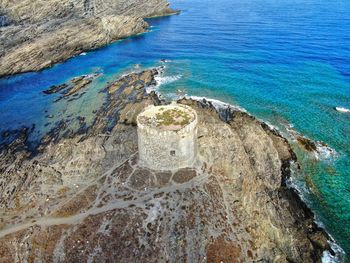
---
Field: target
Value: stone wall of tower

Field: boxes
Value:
[137,105,198,171]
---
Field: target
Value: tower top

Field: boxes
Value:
[137,103,197,132]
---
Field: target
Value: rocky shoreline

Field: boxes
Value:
[0,67,335,262]
[0,0,178,77]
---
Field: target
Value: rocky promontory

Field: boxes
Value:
[0,0,177,77]
[0,68,333,262]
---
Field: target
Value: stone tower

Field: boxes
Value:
[137,103,198,171]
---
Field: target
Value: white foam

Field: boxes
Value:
[146,73,182,93]
[279,122,338,161]
[322,238,345,263]
[187,95,247,113]
[283,123,299,140]
[322,251,338,263]
[335,107,350,113]
[315,142,338,161]
[156,74,182,86]
[264,121,281,132]
[80,52,87,56]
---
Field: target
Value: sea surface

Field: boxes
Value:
[0,0,349,261]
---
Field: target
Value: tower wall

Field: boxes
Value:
[137,104,198,171]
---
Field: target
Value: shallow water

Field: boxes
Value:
[0,0,349,260]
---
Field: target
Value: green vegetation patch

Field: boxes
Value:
[155,108,192,127]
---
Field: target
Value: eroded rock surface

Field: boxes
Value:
[0,0,177,77]
[0,68,331,262]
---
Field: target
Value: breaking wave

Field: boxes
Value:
[280,123,337,161]
[314,142,338,160]
[335,107,350,113]
[322,243,345,263]
[186,95,247,113]
[155,74,182,86]
[146,69,182,93]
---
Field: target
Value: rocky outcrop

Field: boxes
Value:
[0,68,332,262]
[0,0,177,77]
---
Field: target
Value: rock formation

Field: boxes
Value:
[0,0,177,77]
[0,68,332,262]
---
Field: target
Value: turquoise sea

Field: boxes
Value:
[0,0,349,260]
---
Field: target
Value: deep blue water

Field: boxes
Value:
[0,0,349,260]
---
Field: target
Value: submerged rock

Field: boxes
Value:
[0,68,332,262]
[297,136,318,152]
[43,84,68,95]
[43,73,100,103]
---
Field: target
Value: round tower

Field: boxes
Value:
[137,103,198,171]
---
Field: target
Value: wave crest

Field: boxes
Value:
[335,107,350,113]
[146,67,182,93]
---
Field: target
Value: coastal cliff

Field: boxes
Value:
[0,0,176,77]
[0,68,332,262]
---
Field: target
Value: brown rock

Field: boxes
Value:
[172,168,197,183]
[155,171,172,186]
[108,81,122,94]
[119,101,151,125]
[297,136,317,152]
[207,236,242,263]
[128,168,155,190]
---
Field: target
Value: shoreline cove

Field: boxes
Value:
[0,1,178,77]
